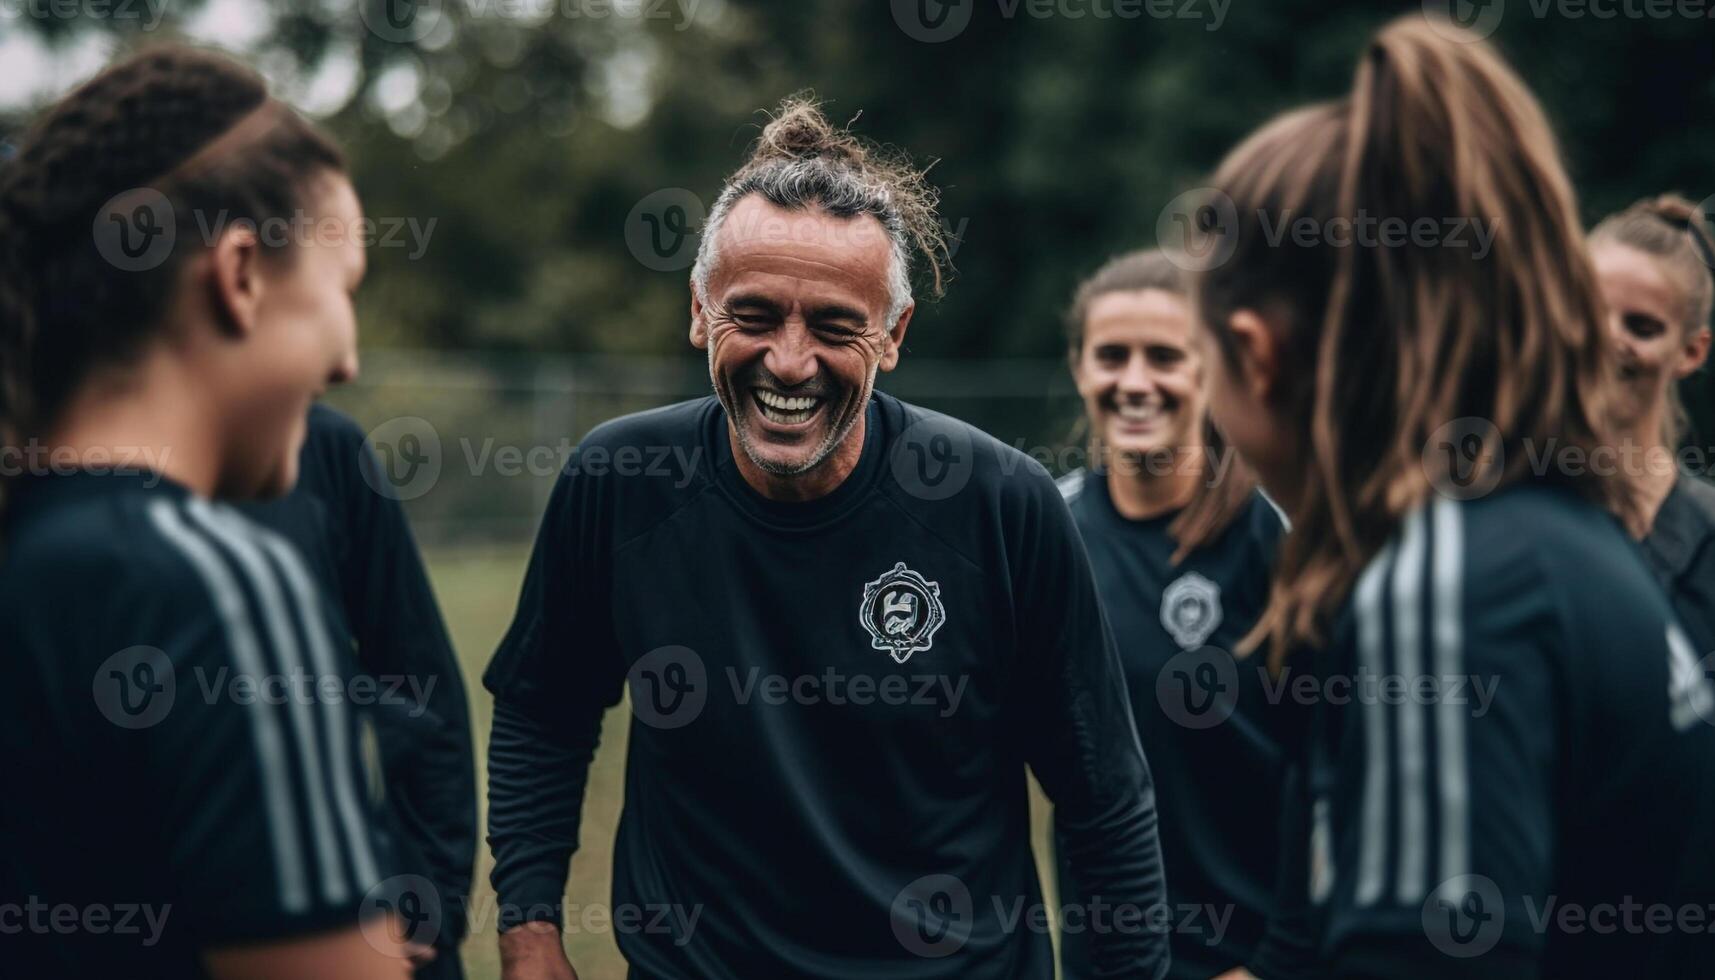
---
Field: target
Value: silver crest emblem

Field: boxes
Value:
[1161,571,1222,650]
[860,562,946,664]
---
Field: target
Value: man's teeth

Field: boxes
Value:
[1116,403,1161,422]
[755,389,820,424]
[756,389,817,411]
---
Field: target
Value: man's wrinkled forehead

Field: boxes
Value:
[709,195,895,303]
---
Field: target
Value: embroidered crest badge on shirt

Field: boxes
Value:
[1161,571,1223,650]
[860,562,947,664]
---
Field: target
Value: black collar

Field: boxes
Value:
[1644,475,1715,581]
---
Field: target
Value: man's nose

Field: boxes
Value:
[764,320,819,387]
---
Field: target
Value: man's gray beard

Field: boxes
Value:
[712,345,877,477]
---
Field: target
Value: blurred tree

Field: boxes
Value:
[3,0,1712,372]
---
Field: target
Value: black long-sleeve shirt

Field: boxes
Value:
[1641,472,1715,657]
[483,392,1168,979]
[1291,486,1715,977]
[1052,470,1303,979]
[0,470,394,977]
[240,403,476,950]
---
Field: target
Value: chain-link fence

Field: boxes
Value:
[325,350,1084,548]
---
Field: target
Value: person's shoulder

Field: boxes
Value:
[2,490,259,629]
[881,392,1055,497]
[1239,487,1288,539]
[5,484,173,586]
[1451,484,1670,648]
[576,397,712,457]
[535,397,716,545]
[1463,482,1637,567]
[1676,472,1715,526]
[1056,467,1090,503]
[290,403,379,507]
[305,401,368,451]
[1338,486,1655,631]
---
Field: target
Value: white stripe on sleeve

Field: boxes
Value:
[147,498,310,913]
[183,499,350,904]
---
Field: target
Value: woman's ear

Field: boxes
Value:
[1226,307,1280,401]
[1676,327,1712,380]
[206,224,264,338]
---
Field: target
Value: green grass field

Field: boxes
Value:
[424,545,1060,980]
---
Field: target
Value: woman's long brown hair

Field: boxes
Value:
[1194,15,1631,667]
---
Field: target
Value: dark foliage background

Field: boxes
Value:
[4,0,1714,424]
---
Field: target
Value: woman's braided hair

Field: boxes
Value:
[0,44,344,440]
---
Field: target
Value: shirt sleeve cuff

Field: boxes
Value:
[495,871,568,932]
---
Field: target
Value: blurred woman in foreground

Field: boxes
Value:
[1189,14,1715,977]
[0,46,409,980]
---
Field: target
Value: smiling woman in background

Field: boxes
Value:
[1051,249,1298,980]
[1590,194,1715,653]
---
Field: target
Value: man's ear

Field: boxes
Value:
[878,302,915,373]
[1676,327,1712,380]
[1225,307,1279,402]
[206,224,264,338]
[689,281,708,350]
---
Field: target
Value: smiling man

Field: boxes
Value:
[483,98,1167,980]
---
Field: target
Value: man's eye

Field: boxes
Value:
[733,314,773,328]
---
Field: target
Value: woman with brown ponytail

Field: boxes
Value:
[1189,14,1715,978]
[0,47,412,980]
[1590,195,1715,654]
